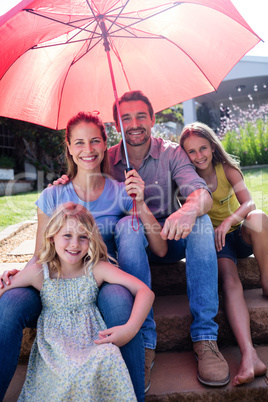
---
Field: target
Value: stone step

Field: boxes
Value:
[19,289,268,359]
[5,346,268,402]
[154,288,268,352]
[146,345,268,401]
[151,256,260,296]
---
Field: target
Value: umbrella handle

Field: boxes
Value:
[125,167,136,199]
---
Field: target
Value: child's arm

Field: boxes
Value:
[0,262,43,298]
[125,169,168,257]
[215,164,256,251]
[0,208,50,289]
[93,262,155,347]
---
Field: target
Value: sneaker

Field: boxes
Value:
[145,348,155,393]
[193,340,230,386]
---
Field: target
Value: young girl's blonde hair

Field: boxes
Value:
[38,202,111,278]
[179,122,243,177]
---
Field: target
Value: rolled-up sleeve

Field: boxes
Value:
[170,146,211,198]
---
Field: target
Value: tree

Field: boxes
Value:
[155,104,184,125]
[0,117,65,181]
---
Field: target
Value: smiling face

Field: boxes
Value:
[52,218,89,270]
[67,122,107,173]
[183,134,214,172]
[117,100,155,147]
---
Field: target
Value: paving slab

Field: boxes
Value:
[0,219,36,243]
[7,240,35,255]
[0,263,26,276]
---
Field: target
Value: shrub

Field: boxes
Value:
[0,155,15,169]
[220,103,268,166]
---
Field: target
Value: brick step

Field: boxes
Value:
[146,345,268,401]
[154,288,268,352]
[6,346,268,402]
[151,256,260,296]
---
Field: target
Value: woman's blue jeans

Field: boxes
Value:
[0,284,145,402]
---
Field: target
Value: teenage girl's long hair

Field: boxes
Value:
[179,122,243,177]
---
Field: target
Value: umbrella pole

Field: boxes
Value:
[100,21,131,170]
[105,48,139,231]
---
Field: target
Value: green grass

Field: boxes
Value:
[0,191,39,232]
[0,167,267,232]
[243,167,268,215]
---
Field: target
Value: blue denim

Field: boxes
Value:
[148,214,219,342]
[217,225,253,264]
[0,287,41,400]
[115,216,157,350]
[0,285,145,402]
[98,283,144,402]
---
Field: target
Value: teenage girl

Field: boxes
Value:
[0,202,154,401]
[180,122,267,386]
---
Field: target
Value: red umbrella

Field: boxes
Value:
[0,0,261,134]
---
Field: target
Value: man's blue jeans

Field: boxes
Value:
[115,214,219,343]
[0,284,145,402]
[149,214,219,341]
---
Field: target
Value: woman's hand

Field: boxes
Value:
[47,174,70,187]
[0,269,20,289]
[124,169,145,204]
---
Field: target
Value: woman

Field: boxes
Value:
[0,112,167,402]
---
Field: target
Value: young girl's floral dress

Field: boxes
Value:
[18,264,136,401]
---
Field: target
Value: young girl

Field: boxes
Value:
[0,202,154,401]
[180,122,268,386]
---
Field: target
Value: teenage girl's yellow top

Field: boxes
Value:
[209,163,241,233]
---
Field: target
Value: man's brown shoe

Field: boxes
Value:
[145,348,155,393]
[193,340,230,386]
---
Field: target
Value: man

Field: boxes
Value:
[108,90,230,388]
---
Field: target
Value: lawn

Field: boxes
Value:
[243,167,268,215]
[0,167,267,231]
[0,190,39,232]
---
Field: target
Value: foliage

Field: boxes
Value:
[220,103,268,166]
[155,104,184,125]
[105,123,122,148]
[0,155,15,169]
[0,117,66,181]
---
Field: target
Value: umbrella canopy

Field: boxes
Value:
[0,0,261,130]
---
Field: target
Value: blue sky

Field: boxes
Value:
[1,0,267,57]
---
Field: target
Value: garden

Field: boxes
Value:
[0,101,268,231]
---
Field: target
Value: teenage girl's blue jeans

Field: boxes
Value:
[0,284,145,402]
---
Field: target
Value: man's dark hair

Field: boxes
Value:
[113,90,154,126]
